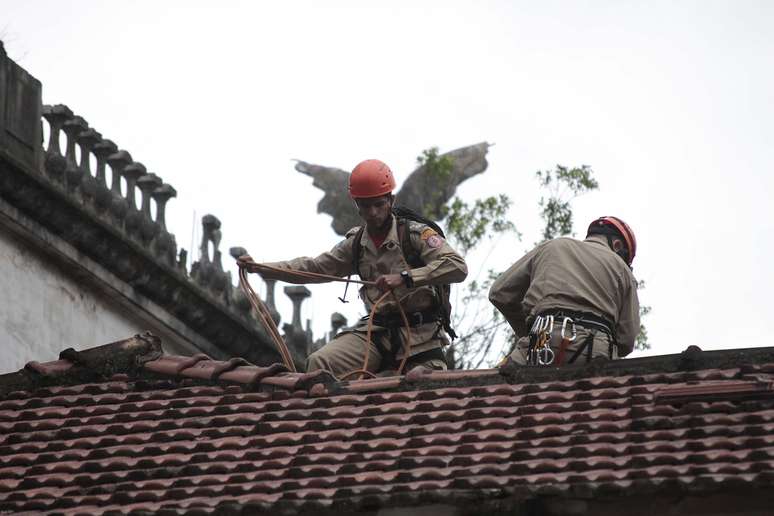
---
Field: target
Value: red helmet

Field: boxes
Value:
[587,216,637,266]
[349,159,396,199]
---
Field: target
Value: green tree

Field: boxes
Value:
[416,147,516,369]
[536,165,598,241]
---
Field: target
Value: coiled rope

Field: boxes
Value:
[237,259,413,380]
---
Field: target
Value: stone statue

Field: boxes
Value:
[295,142,491,236]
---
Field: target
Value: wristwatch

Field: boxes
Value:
[400,270,414,288]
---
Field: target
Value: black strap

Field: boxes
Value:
[568,333,595,364]
[536,310,616,339]
[526,333,539,366]
[351,225,366,278]
[372,329,400,370]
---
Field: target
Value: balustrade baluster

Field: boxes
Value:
[76,128,101,206]
[150,183,177,266]
[122,162,146,237]
[92,139,117,213]
[136,172,162,245]
[62,116,88,192]
[106,150,132,227]
[41,105,73,183]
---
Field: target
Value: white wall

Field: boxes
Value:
[0,207,208,373]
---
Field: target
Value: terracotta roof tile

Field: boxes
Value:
[3,334,774,513]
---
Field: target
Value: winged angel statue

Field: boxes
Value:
[294,142,491,236]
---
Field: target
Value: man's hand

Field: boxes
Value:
[374,273,403,292]
[237,254,261,273]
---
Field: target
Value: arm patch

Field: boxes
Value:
[420,228,438,240]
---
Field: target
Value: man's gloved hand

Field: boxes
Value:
[374,273,403,292]
[237,254,261,273]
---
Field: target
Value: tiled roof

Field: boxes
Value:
[2,334,774,515]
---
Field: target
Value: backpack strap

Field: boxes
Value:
[396,218,423,268]
[339,226,365,304]
[351,226,366,278]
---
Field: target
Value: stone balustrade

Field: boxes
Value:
[1,44,327,365]
[41,105,182,269]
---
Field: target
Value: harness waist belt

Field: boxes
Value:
[371,309,440,328]
[535,310,614,336]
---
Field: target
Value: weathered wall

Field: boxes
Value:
[0,201,201,371]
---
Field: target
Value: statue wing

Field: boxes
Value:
[294,160,359,236]
[294,142,491,235]
[395,142,491,218]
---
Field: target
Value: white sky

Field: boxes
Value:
[3,0,773,362]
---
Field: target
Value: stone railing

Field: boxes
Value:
[0,43,342,367]
[41,104,183,270]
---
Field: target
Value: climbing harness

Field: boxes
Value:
[529,310,617,366]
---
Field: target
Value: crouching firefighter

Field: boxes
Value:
[240,159,468,378]
[489,216,640,366]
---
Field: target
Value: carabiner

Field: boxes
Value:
[542,315,554,335]
[561,317,577,342]
[537,346,555,365]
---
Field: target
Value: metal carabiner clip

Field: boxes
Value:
[541,315,554,335]
[561,317,577,342]
[538,346,555,365]
[529,315,544,335]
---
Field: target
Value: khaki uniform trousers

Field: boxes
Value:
[307,329,447,378]
[509,324,619,366]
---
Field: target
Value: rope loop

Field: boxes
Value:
[237,258,414,380]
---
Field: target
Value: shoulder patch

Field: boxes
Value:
[420,228,438,240]
[345,226,361,239]
[426,234,444,248]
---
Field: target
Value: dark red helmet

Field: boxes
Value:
[349,159,396,199]
[587,216,637,266]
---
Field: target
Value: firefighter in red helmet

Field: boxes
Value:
[489,216,640,366]
[241,159,467,378]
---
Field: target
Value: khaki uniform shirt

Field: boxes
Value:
[488,235,640,356]
[263,216,468,358]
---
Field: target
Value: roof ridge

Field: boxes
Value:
[6,334,774,401]
[0,332,162,396]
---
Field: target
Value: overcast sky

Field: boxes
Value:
[3,0,773,362]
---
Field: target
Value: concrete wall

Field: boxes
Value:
[0,198,209,373]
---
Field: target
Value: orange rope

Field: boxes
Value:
[238,267,297,372]
[321,289,414,381]
[237,258,414,380]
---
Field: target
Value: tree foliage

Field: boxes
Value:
[445,196,519,255]
[536,165,598,241]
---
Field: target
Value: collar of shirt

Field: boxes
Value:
[362,215,400,254]
[584,235,610,248]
